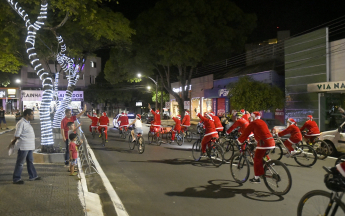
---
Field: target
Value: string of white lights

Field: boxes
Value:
[7,0,54,146]
[52,35,85,128]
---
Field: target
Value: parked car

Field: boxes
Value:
[113,113,136,128]
[319,121,345,155]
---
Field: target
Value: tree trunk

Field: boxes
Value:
[7,0,54,145]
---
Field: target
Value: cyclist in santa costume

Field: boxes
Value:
[276,118,302,157]
[171,115,181,142]
[299,115,320,143]
[237,111,275,183]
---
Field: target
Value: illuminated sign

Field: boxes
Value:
[0,91,6,98]
[22,90,84,101]
[136,102,142,107]
[307,81,345,92]
[218,89,229,97]
[173,85,192,93]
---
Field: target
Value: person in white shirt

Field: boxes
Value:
[11,109,41,184]
[128,114,143,142]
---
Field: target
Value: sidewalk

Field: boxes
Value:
[0,118,85,216]
[0,114,17,134]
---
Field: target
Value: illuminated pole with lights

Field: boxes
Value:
[6,0,54,145]
[52,35,84,128]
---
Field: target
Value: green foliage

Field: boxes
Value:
[0,73,11,87]
[151,90,170,103]
[228,76,284,112]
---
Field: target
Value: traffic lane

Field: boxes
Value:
[81,121,338,215]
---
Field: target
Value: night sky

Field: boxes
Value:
[110,0,345,43]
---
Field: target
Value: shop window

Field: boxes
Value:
[27,72,36,79]
[203,98,213,113]
[191,97,200,119]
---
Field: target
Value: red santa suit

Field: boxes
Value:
[238,114,274,177]
[242,113,250,122]
[197,113,218,153]
[119,114,129,130]
[278,123,302,152]
[210,112,223,132]
[336,161,345,178]
[181,112,191,132]
[150,109,161,137]
[87,114,99,132]
[226,118,249,135]
[300,120,320,139]
[171,116,181,141]
[98,113,109,139]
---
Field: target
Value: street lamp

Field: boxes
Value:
[138,73,158,111]
[147,86,151,90]
[15,79,21,83]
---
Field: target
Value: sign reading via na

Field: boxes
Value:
[307,81,345,92]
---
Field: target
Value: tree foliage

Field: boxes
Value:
[151,90,170,103]
[227,76,284,112]
[104,0,256,119]
[0,73,11,87]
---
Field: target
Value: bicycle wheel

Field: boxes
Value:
[138,137,145,154]
[192,140,202,160]
[177,133,183,146]
[128,135,135,150]
[262,160,292,195]
[92,130,95,139]
[335,155,345,166]
[148,132,153,144]
[222,141,235,162]
[156,132,162,146]
[167,132,172,143]
[313,140,330,160]
[297,190,345,216]
[102,130,106,146]
[209,143,224,167]
[186,131,192,142]
[294,145,317,167]
[230,152,250,183]
[268,142,283,161]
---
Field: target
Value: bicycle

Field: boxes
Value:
[229,140,292,195]
[91,126,98,139]
[297,166,345,216]
[192,134,225,167]
[219,130,240,162]
[269,136,318,167]
[182,126,193,143]
[299,131,331,160]
[120,126,129,139]
[148,126,162,146]
[100,127,106,146]
[166,126,184,146]
[128,131,145,154]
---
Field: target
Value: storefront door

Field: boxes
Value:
[323,92,345,131]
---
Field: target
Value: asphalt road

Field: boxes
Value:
[80,118,344,216]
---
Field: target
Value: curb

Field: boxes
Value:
[0,128,15,135]
[77,158,103,216]
[84,138,129,216]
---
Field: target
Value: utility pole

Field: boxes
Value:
[155,75,158,111]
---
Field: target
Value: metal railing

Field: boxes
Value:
[75,119,98,175]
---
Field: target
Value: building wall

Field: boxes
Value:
[21,56,101,89]
[330,38,345,82]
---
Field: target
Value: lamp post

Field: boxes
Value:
[138,73,158,111]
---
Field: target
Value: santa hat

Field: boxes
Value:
[251,111,261,120]
[204,112,213,120]
[240,109,245,114]
[93,113,97,117]
[287,118,296,125]
[210,112,215,116]
[136,114,141,119]
[185,110,190,115]
[156,109,160,114]
[307,115,313,120]
[177,115,181,119]
[102,112,107,116]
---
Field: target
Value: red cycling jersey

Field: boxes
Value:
[87,114,98,126]
[300,120,320,136]
[278,124,302,144]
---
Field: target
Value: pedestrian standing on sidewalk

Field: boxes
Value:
[0,106,9,130]
[69,133,81,176]
[61,105,86,166]
[11,109,41,184]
